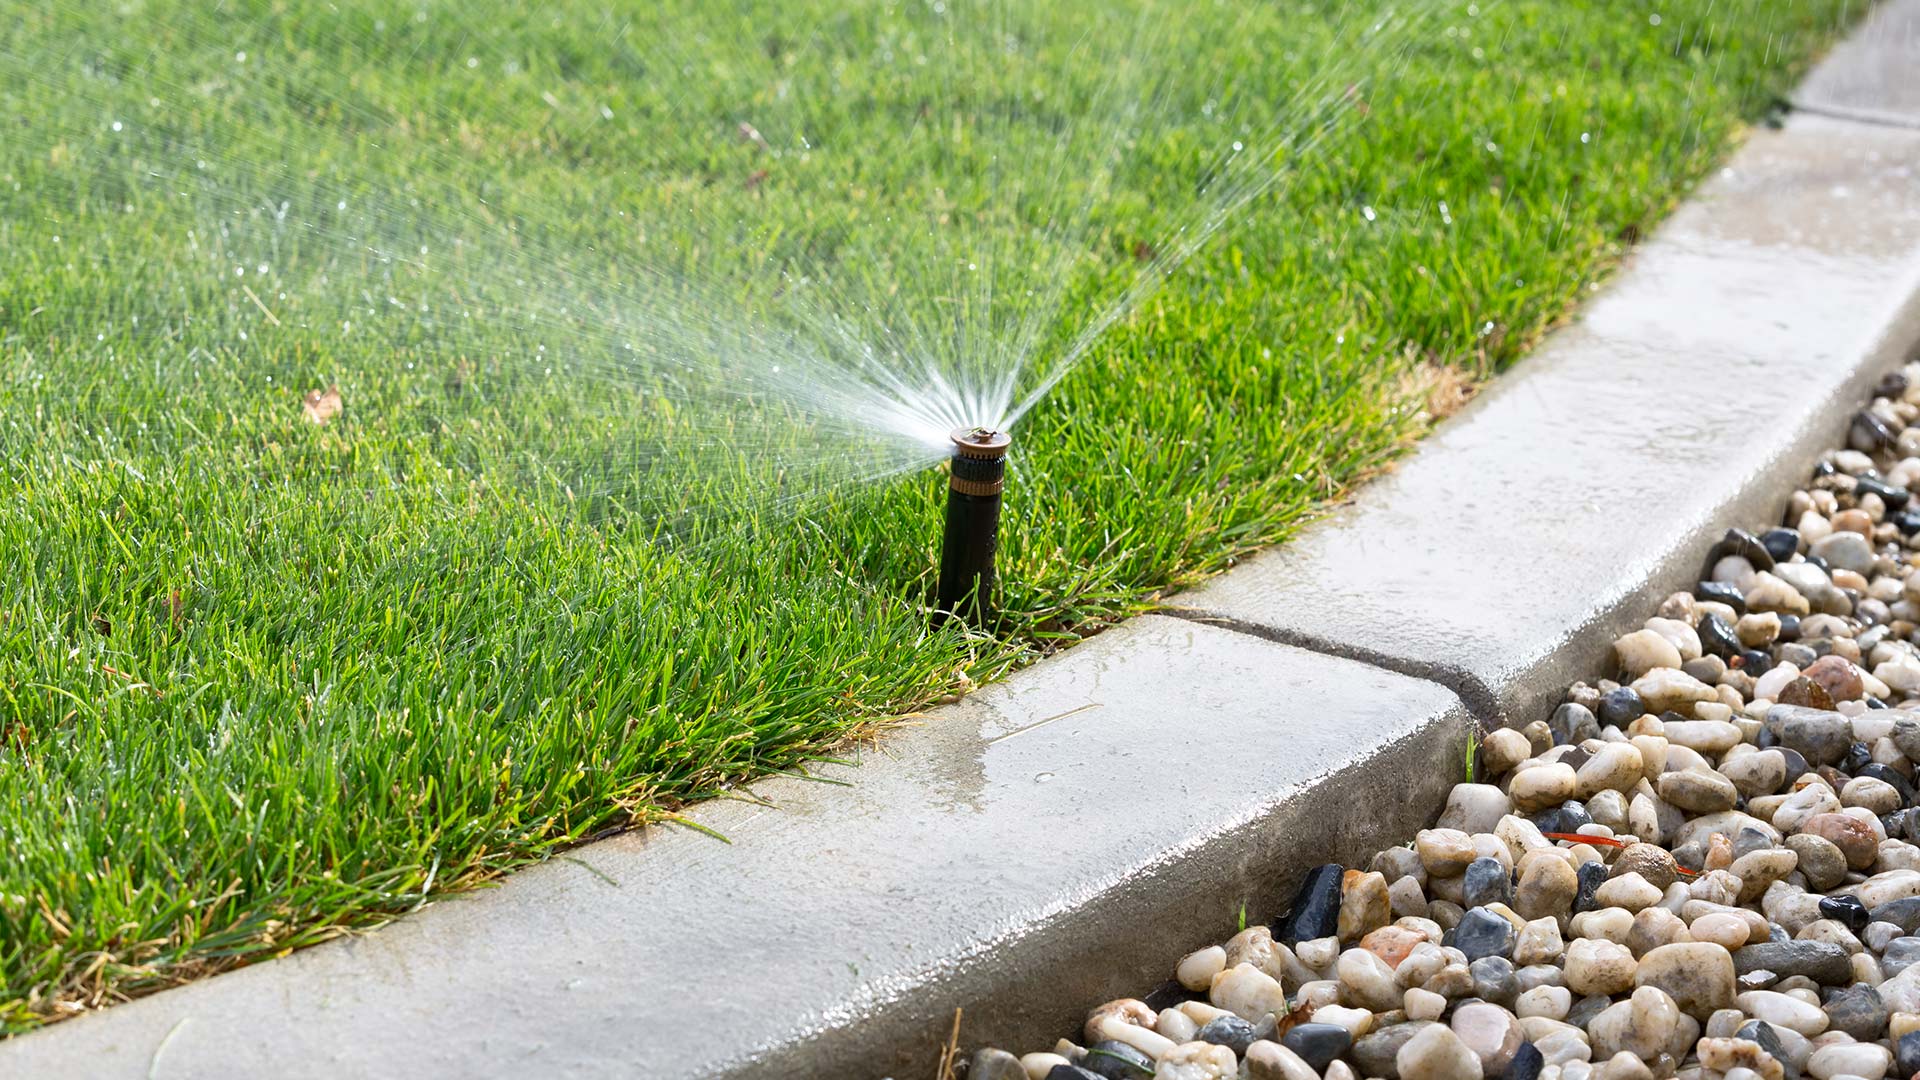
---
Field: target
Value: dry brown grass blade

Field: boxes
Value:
[935,1006,964,1080]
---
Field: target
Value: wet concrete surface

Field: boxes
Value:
[0,617,1469,1078]
[1795,0,1920,129]
[1175,113,1920,731]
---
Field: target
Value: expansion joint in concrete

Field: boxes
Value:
[1158,606,1509,732]
[1788,99,1920,133]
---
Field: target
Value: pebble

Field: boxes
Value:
[1696,1037,1783,1080]
[1692,912,1753,950]
[1820,982,1887,1040]
[1194,1015,1258,1055]
[1898,1029,1920,1077]
[1471,955,1520,1005]
[1515,916,1565,966]
[1614,631,1682,679]
[1801,813,1881,870]
[970,1048,1028,1080]
[1239,1042,1316,1080]
[1402,986,1445,1020]
[1394,1023,1481,1080]
[1749,571,1814,616]
[1806,655,1867,702]
[1593,873,1663,913]
[1508,1041,1545,1080]
[1657,768,1740,813]
[1805,1040,1890,1080]
[1577,743,1645,798]
[1350,1022,1433,1077]
[1512,764,1579,813]
[1450,1000,1524,1073]
[1551,702,1602,746]
[1812,531,1877,577]
[1735,941,1854,985]
[1278,1023,1350,1072]
[1336,948,1400,1011]
[1337,870,1391,942]
[1275,865,1344,944]
[1079,1040,1156,1079]
[1208,964,1288,1021]
[1454,906,1516,962]
[1176,947,1225,992]
[1787,833,1852,891]
[1566,937,1638,997]
[1597,686,1647,727]
[1631,668,1717,713]
[1768,706,1855,767]
[1819,894,1871,933]
[1517,852,1580,920]
[984,367,1920,1079]
[1463,856,1513,909]
[1436,785,1512,836]
[1634,941,1736,1017]
[1574,860,1609,913]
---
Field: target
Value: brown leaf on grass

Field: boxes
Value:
[165,590,186,630]
[302,385,343,425]
[90,613,112,637]
[744,168,770,191]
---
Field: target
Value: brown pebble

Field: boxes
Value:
[1802,655,1865,702]
[1777,677,1835,711]
[1832,508,1873,535]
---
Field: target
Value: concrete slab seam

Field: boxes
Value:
[1788,100,1920,133]
[1158,607,1509,731]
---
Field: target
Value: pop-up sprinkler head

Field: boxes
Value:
[937,426,1013,624]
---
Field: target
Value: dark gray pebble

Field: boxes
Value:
[1275,864,1343,944]
[1733,940,1852,984]
[1195,1015,1258,1056]
[1281,1023,1352,1072]
[1453,906,1516,961]
[1079,1041,1154,1079]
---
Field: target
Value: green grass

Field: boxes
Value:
[0,0,1856,1028]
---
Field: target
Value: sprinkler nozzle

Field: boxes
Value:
[937,427,1012,623]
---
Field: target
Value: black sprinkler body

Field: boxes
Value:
[937,427,1012,623]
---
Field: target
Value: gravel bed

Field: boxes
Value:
[967,364,1920,1080]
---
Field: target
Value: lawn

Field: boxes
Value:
[0,0,1857,1028]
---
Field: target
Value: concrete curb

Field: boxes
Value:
[1793,0,1920,129]
[1,618,1474,1078]
[1176,110,1920,730]
[8,7,1920,1080]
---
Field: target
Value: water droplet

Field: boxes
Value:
[1034,772,1055,784]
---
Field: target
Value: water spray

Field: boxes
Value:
[937,427,1013,624]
